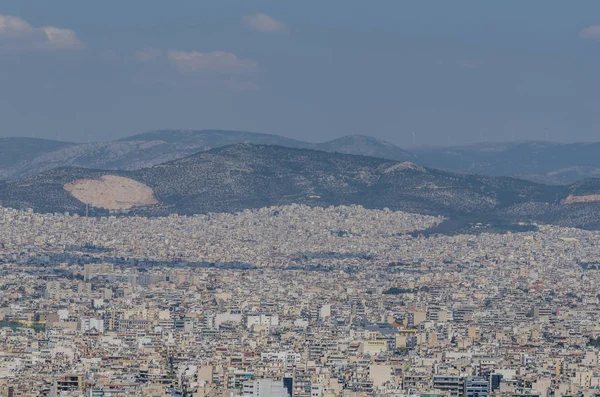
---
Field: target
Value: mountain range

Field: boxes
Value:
[2,143,600,232]
[0,130,414,181]
[411,141,600,185]
[1,130,600,185]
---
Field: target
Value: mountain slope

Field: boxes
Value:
[120,129,309,147]
[0,130,415,179]
[314,135,415,161]
[4,144,590,231]
[0,138,75,170]
[6,132,600,185]
[413,141,600,184]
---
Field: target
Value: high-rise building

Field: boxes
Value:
[464,376,489,397]
[433,375,464,397]
[490,374,503,392]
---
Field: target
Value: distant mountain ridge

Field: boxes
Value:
[0,137,74,169]
[0,130,415,180]
[3,130,600,184]
[411,141,600,185]
[4,143,600,231]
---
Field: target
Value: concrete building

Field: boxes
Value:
[242,379,289,397]
[464,376,489,397]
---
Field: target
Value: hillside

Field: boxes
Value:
[5,130,600,185]
[315,135,415,161]
[0,130,415,180]
[6,144,600,231]
[119,129,309,147]
[413,141,600,185]
[5,131,600,185]
[0,138,75,171]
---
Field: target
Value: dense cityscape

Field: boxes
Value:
[0,205,599,396]
[3,2,600,397]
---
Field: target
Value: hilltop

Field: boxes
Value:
[0,131,415,180]
[5,131,600,184]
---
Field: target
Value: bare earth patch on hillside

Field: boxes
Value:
[563,195,600,204]
[64,175,158,210]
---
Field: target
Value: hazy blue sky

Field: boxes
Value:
[1,0,600,145]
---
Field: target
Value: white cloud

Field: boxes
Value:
[0,15,85,51]
[42,26,85,49]
[0,14,33,38]
[167,50,258,76]
[243,13,288,33]
[579,25,600,40]
[134,47,163,62]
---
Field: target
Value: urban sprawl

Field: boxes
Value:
[0,204,598,397]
